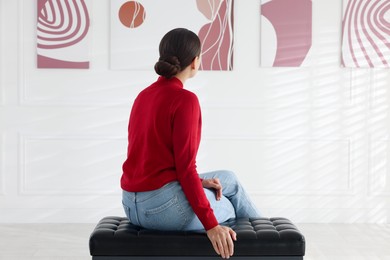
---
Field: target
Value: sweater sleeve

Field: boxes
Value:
[172,92,218,231]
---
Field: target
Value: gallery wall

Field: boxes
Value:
[0,0,390,223]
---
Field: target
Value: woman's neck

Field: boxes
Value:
[174,66,192,85]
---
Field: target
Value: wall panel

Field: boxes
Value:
[369,140,390,196]
[0,0,4,106]
[0,134,4,196]
[0,0,4,196]
[198,138,352,195]
[0,8,2,105]
[19,135,126,195]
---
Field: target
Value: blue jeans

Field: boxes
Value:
[122,170,261,231]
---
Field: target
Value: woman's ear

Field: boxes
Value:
[190,57,197,69]
[191,56,201,70]
[188,56,201,78]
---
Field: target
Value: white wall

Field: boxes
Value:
[1,0,389,223]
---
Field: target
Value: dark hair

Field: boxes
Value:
[154,28,201,78]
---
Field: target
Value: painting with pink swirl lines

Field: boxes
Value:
[341,0,390,68]
[197,0,234,70]
[260,0,312,67]
[37,0,90,69]
[110,0,233,71]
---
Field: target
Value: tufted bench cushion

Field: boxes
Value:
[89,216,305,260]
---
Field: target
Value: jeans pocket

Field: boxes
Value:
[142,195,188,231]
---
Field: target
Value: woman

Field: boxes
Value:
[121,28,260,259]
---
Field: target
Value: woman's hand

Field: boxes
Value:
[202,178,222,200]
[206,225,237,259]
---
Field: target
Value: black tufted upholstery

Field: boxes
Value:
[89,216,305,259]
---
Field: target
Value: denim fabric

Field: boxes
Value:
[122,170,261,231]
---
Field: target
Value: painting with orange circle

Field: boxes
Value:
[118,1,146,28]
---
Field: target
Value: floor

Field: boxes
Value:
[0,223,389,259]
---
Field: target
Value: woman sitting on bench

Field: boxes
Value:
[120,28,261,259]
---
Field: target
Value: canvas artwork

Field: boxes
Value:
[341,0,390,68]
[37,0,91,69]
[110,0,234,70]
[260,0,312,67]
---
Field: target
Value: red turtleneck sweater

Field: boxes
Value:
[121,76,218,231]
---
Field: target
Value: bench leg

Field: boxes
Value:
[93,257,303,260]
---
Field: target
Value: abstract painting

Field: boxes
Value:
[197,0,234,70]
[110,0,234,70]
[260,0,312,67]
[342,0,390,68]
[37,0,90,69]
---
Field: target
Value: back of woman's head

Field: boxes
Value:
[154,28,201,79]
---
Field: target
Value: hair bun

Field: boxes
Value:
[154,56,181,78]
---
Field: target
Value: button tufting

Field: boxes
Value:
[89,216,305,257]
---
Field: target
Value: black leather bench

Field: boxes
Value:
[89,216,305,260]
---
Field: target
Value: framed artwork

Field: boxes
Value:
[110,0,234,70]
[342,0,390,68]
[260,0,312,67]
[37,0,91,69]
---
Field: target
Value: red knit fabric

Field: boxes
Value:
[121,76,218,230]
